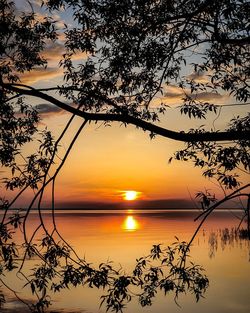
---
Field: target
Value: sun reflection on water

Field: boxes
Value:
[123,215,139,231]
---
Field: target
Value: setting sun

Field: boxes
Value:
[124,190,138,201]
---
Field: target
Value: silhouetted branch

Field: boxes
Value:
[4,84,250,142]
[194,184,250,222]
[185,184,250,251]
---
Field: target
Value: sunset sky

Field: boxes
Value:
[2,0,249,209]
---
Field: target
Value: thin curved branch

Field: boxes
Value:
[0,278,32,311]
[4,84,250,142]
[184,184,250,251]
[194,184,250,222]
[21,119,88,244]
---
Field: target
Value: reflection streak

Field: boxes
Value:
[123,216,139,231]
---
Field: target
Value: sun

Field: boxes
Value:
[124,190,138,201]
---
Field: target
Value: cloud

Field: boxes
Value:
[191,92,225,101]
[21,4,66,30]
[19,67,63,84]
[19,41,88,85]
[53,198,194,209]
[41,43,65,62]
[36,103,63,114]
[152,84,226,107]
[187,70,209,83]
[35,102,80,118]
[163,85,183,101]
[148,85,183,107]
[35,102,78,118]
[130,199,194,209]
[41,42,88,63]
[164,91,182,99]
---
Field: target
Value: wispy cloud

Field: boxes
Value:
[35,102,78,118]
[41,43,65,62]
[190,92,225,101]
[19,41,88,85]
[52,198,194,209]
[19,67,63,85]
[187,70,209,83]
[41,42,88,63]
[36,103,63,114]
[151,84,226,107]
[13,100,74,121]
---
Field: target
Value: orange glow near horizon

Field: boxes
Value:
[123,190,138,201]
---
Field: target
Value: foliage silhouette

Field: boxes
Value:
[0,0,249,312]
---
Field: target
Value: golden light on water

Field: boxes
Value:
[123,190,138,201]
[123,216,139,231]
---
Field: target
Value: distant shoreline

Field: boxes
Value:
[1,207,243,211]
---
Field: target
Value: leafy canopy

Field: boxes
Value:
[0,0,249,312]
[1,0,249,189]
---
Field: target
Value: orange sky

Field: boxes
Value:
[3,105,248,208]
[2,0,249,209]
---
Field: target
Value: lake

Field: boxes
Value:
[1,209,250,313]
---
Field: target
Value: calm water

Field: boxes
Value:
[1,209,250,313]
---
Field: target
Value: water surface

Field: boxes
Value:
[1,209,250,313]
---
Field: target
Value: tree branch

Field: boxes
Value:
[4,83,249,143]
